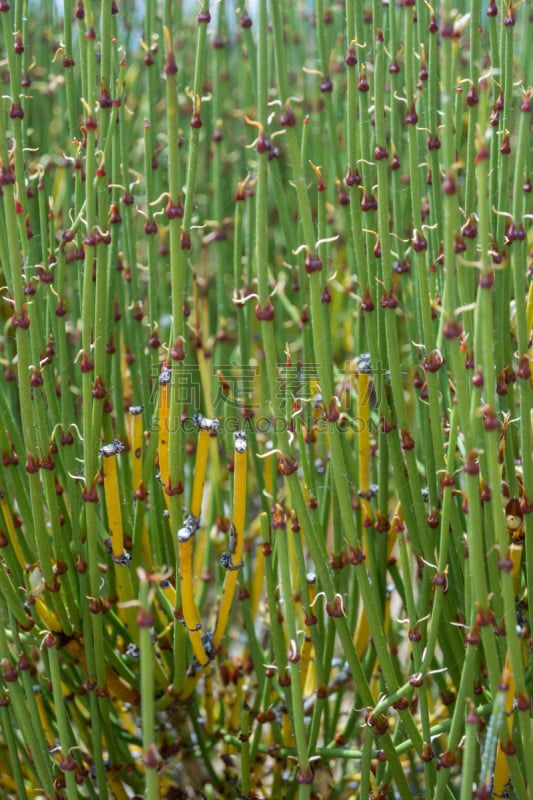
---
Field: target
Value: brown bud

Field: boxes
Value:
[345,46,357,67]
[326,595,345,617]
[358,70,369,92]
[280,105,296,127]
[464,450,480,475]
[277,454,298,476]
[361,285,375,312]
[255,298,275,321]
[164,51,178,75]
[517,354,531,381]
[170,337,185,361]
[304,252,322,273]
[443,319,462,339]
[404,102,419,125]
[400,428,415,451]
[500,131,511,155]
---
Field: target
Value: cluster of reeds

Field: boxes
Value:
[0,0,531,798]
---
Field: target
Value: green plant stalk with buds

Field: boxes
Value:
[0,1,531,799]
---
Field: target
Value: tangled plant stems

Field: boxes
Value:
[0,0,531,797]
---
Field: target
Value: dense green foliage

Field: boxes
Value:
[0,1,531,798]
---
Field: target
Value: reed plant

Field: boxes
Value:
[0,0,531,797]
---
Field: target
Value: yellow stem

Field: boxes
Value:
[158,368,171,487]
[34,597,63,633]
[100,442,144,649]
[107,774,132,800]
[129,405,144,494]
[492,659,515,799]
[0,495,25,569]
[154,580,177,640]
[35,691,56,748]
[191,425,211,519]
[510,541,523,596]
[354,604,371,659]
[114,564,139,640]
[230,675,242,733]
[101,442,125,559]
[0,776,17,794]
[66,638,140,705]
[178,516,208,665]
[281,706,293,748]
[193,516,208,592]
[140,519,153,571]
[120,331,133,405]
[250,540,265,619]
[213,432,247,648]
[178,663,209,701]
[196,345,215,417]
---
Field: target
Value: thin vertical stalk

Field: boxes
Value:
[138,570,159,800]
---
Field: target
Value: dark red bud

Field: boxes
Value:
[345,47,357,67]
[472,368,484,388]
[255,298,275,322]
[25,453,39,474]
[361,285,375,312]
[12,307,30,328]
[321,285,332,303]
[9,102,24,119]
[443,319,462,339]
[190,112,202,129]
[412,230,427,252]
[374,144,388,160]
[464,450,480,475]
[442,173,456,195]
[521,92,532,113]
[400,428,415,451]
[170,337,185,361]
[404,103,419,125]
[165,52,178,75]
[304,252,322,273]
[165,198,184,219]
[325,595,345,617]
[517,355,531,380]
[452,235,466,256]
[482,405,499,432]
[500,131,511,155]
[466,84,479,107]
[462,215,478,238]
[345,166,361,187]
[280,105,296,127]
[381,288,398,309]
[358,71,369,92]
[240,10,252,28]
[360,191,377,212]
